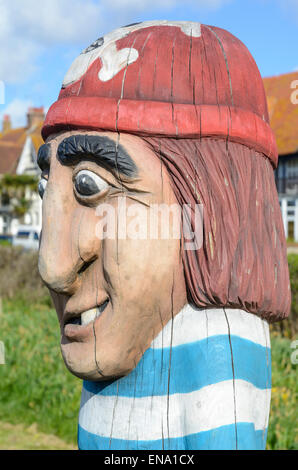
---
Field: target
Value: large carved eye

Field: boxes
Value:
[74,170,108,196]
[38,178,47,199]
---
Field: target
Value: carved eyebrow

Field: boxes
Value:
[57,135,138,178]
[37,143,51,171]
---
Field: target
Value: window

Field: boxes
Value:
[16,231,30,239]
[286,159,298,178]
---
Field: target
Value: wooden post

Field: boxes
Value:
[39,21,290,450]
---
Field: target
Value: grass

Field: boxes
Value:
[266,333,298,449]
[0,421,76,450]
[0,298,81,445]
[0,297,296,449]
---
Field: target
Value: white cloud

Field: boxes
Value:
[0,0,104,84]
[0,40,40,84]
[1,0,104,44]
[0,98,33,128]
[0,0,231,84]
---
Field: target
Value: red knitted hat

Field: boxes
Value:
[42,20,278,167]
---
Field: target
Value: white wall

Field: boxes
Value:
[279,196,298,242]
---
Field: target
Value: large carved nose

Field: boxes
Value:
[38,178,97,295]
[38,193,78,294]
[39,237,80,294]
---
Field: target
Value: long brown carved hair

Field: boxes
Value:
[144,136,291,322]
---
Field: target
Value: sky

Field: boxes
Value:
[0,0,297,128]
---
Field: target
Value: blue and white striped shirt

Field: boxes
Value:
[78,305,271,450]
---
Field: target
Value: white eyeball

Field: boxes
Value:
[74,170,108,196]
[38,178,47,199]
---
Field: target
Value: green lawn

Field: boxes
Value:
[0,299,81,444]
[267,333,298,449]
[0,298,297,449]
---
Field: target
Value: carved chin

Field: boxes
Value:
[60,336,137,382]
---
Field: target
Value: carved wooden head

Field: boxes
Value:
[38,21,290,381]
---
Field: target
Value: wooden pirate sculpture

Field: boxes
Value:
[38,21,291,450]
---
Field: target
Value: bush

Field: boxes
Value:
[0,246,50,305]
[0,240,11,247]
[288,254,298,330]
[270,254,298,337]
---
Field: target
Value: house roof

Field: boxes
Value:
[0,122,43,174]
[263,71,298,156]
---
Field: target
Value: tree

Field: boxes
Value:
[0,174,38,219]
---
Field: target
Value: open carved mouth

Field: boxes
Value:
[64,299,109,327]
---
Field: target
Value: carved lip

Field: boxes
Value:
[63,298,109,328]
[63,299,109,340]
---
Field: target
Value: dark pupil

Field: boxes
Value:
[75,174,99,196]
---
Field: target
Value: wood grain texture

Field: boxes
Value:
[78,306,271,450]
[42,22,277,166]
[38,21,286,451]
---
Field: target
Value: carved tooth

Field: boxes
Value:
[80,301,109,326]
[81,308,97,326]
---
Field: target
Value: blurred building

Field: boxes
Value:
[264,72,298,241]
[0,107,44,235]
